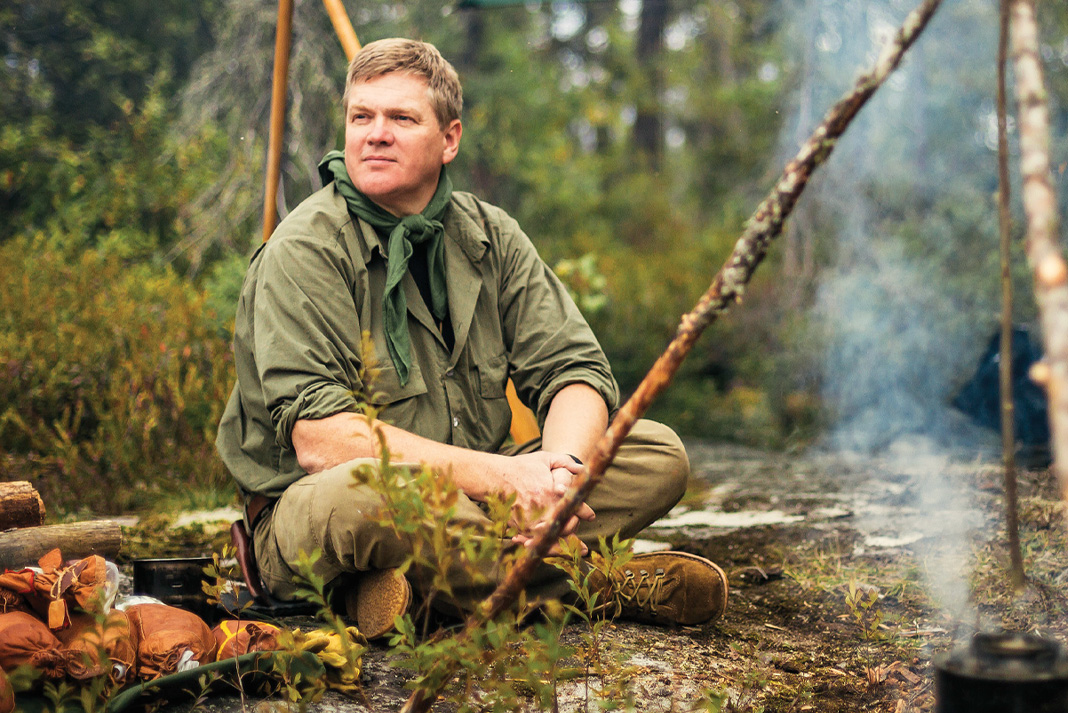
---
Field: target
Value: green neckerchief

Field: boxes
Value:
[318,150,452,386]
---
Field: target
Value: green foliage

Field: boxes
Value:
[553,253,609,316]
[0,236,234,514]
[0,0,227,260]
[0,81,237,272]
[845,581,886,643]
[0,0,219,140]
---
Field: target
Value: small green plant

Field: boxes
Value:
[201,543,250,617]
[845,580,889,687]
[845,581,885,642]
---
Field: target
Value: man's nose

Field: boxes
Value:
[366,116,392,143]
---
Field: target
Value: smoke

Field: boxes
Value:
[784,0,1002,452]
[781,0,1006,620]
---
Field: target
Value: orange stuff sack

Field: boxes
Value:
[26,550,111,630]
[0,611,67,679]
[0,569,35,615]
[124,603,216,680]
[56,610,138,684]
[0,588,29,615]
[0,667,14,713]
[212,620,282,660]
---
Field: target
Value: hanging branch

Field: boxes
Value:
[1008,0,1068,503]
[996,0,1025,588]
[400,0,944,710]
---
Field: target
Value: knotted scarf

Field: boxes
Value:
[318,150,451,385]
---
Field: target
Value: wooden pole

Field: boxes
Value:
[0,481,45,530]
[1008,0,1068,504]
[996,0,1025,588]
[400,0,945,709]
[261,0,295,244]
[0,521,122,568]
[322,0,361,61]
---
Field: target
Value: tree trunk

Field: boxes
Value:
[1008,0,1068,503]
[0,482,46,531]
[634,0,668,168]
[0,521,122,568]
[997,0,1024,588]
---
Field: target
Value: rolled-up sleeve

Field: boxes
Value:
[493,210,620,424]
[250,234,366,450]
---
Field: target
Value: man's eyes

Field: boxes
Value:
[349,112,416,123]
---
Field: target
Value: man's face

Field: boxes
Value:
[344,72,462,217]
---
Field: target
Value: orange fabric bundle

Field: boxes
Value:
[124,603,217,680]
[0,667,13,713]
[56,610,138,684]
[0,550,110,630]
[212,619,282,660]
[0,611,67,679]
[0,587,29,615]
[29,550,110,630]
[0,568,35,615]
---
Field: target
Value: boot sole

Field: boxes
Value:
[348,568,411,640]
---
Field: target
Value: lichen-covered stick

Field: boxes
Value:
[401,0,945,709]
[1008,0,1068,504]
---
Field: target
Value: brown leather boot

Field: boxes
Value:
[343,568,412,640]
[586,551,728,626]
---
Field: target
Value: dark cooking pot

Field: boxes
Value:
[935,632,1068,713]
[132,557,214,619]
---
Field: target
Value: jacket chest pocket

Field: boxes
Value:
[366,365,428,432]
[477,353,508,399]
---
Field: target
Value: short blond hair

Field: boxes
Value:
[343,38,462,128]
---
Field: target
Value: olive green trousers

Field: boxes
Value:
[253,419,688,613]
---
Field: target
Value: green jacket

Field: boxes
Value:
[216,185,619,497]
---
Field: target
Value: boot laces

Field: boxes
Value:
[607,566,666,618]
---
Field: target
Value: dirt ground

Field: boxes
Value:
[137,439,1068,712]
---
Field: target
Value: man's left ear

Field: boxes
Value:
[442,119,462,165]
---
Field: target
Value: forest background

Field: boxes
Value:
[1,0,1067,516]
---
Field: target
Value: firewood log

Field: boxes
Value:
[0,522,121,568]
[0,482,45,531]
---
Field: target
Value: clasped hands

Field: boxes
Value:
[498,451,594,556]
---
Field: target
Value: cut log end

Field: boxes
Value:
[0,481,46,530]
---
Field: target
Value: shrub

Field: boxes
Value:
[0,236,234,514]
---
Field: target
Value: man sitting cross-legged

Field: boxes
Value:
[216,37,728,638]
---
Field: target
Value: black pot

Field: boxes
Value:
[132,557,214,619]
[935,632,1068,713]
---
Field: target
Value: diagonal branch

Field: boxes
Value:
[401,0,945,710]
[1008,0,1068,504]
